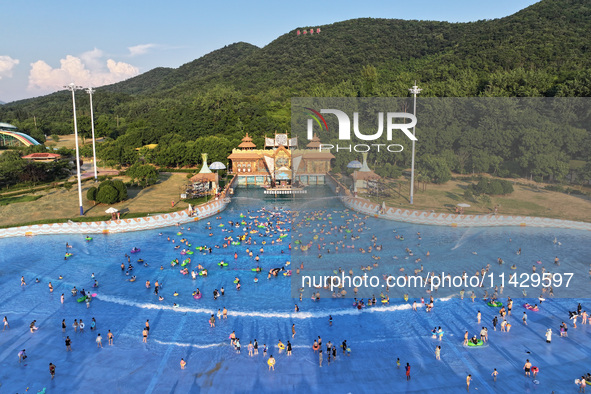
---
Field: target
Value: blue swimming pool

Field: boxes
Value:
[1,186,590,393]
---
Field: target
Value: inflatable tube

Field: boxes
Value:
[193,293,202,300]
[233,279,239,284]
[180,270,188,275]
[65,253,73,258]
[487,301,503,307]
[131,248,140,253]
[177,232,182,236]
[218,262,229,267]
[524,303,539,311]
[294,240,301,244]
[199,270,207,276]
[77,296,87,302]
[171,260,178,266]
[467,340,484,347]
[254,278,259,283]
[85,237,93,241]
[186,250,193,255]
[218,224,224,227]
[180,251,187,255]
[231,242,241,246]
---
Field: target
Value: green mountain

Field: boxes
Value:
[1,0,590,178]
[100,42,259,95]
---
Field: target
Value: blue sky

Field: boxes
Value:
[0,0,539,103]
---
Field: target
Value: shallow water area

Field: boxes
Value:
[0,186,590,393]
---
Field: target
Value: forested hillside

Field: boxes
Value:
[1,0,590,181]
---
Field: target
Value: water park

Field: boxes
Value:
[1,148,591,394]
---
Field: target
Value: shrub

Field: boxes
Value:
[544,185,564,192]
[463,189,474,202]
[500,180,514,194]
[96,184,119,204]
[62,181,73,191]
[470,178,514,196]
[86,186,98,202]
[112,179,128,201]
[489,180,504,196]
[51,134,60,142]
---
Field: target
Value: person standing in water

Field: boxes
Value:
[524,359,532,377]
[466,375,472,391]
[405,363,411,381]
[492,368,498,382]
[49,363,56,379]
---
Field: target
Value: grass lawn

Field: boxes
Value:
[343,175,591,223]
[0,194,42,206]
[0,172,195,227]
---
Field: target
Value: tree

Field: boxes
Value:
[19,162,47,184]
[126,163,159,187]
[418,154,451,184]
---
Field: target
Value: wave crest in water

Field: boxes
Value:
[96,294,447,319]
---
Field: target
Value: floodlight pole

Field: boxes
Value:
[409,81,422,205]
[86,87,98,181]
[65,83,85,216]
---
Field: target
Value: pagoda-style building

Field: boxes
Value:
[187,153,218,196]
[227,132,334,187]
[352,152,380,193]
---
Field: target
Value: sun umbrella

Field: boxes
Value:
[209,162,226,170]
[105,207,119,214]
[347,160,362,169]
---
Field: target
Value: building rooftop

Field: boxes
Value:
[22,153,61,160]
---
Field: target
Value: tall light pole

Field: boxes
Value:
[85,87,98,181]
[408,81,422,205]
[65,83,84,216]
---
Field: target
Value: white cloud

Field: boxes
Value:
[28,53,139,91]
[0,56,20,79]
[79,48,105,71]
[128,43,156,57]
